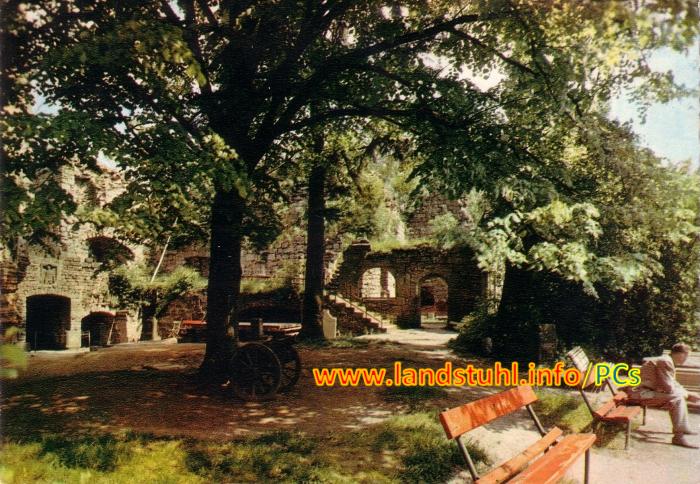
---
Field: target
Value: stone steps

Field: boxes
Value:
[323,292,394,334]
[327,293,392,326]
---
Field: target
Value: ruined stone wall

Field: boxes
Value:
[334,242,486,327]
[155,291,207,338]
[1,164,145,349]
[160,235,344,285]
[406,193,470,238]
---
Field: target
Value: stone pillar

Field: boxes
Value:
[66,318,82,349]
[395,272,420,328]
[380,268,389,298]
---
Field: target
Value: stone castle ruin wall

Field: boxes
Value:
[1,165,144,349]
[2,161,482,346]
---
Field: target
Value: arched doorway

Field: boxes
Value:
[419,276,448,325]
[360,267,396,298]
[81,312,116,347]
[25,295,71,350]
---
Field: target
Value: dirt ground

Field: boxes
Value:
[3,330,700,483]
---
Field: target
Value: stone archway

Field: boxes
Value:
[81,311,116,347]
[25,294,71,350]
[418,275,448,325]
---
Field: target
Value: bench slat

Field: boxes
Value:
[477,427,563,484]
[509,433,596,484]
[592,398,616,419]
[440,386,538,439]
[596,404,641,423]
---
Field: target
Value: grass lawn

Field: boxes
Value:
[0,412,489,484]
[534,387,639,449]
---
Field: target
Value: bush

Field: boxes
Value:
[449,305,499,357]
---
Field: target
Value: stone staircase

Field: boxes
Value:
[322,244,395,335]
[324,292,393,334]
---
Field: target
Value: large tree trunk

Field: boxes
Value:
[300,163,326,339]
[495,261,540,361]
[200,188,245,378]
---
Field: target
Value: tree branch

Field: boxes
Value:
[331,10,514,66]
[161,0,213,95]
[448,28,536,75]
[196,0,219,27]
[284,103,458,133]
[122,76,204,147]
[265,9,514,142]
[254,0,356,149]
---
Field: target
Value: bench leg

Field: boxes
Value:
[584,448,590,484]
[625,420,631,450]
[642,405,646,425]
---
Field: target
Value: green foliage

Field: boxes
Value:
[443,119,700,360]
[239,278,285,295]
[450,306,500,357]
[0,328,27,379]
[108,265,206,317]
[367,237,431,254]
[337,170,398,240]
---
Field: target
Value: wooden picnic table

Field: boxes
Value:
[179,320,301,340]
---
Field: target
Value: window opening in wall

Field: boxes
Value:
[360,267,396,298]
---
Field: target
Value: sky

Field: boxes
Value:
[609,40,700,169]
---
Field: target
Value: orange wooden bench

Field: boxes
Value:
[566,346,643,450]
[439,385,595,484]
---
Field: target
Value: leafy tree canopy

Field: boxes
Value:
[3,0,698,365]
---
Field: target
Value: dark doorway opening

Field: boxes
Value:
[26,295,71,350]
[419,276,448,325]
[81,312,116,347]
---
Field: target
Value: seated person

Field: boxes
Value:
[624,343,700,448]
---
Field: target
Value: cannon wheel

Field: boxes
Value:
[230,342,281,401]
[267,339,301,392]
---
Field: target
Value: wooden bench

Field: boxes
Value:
[439,385,595,484]
[566,346,643,449]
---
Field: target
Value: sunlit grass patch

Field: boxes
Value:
[335,412,490,483]
[0,412,491,483]
[187,430,332,482]
[0,434,203,484]
[534,388,592,434]
[534,387,638,448]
